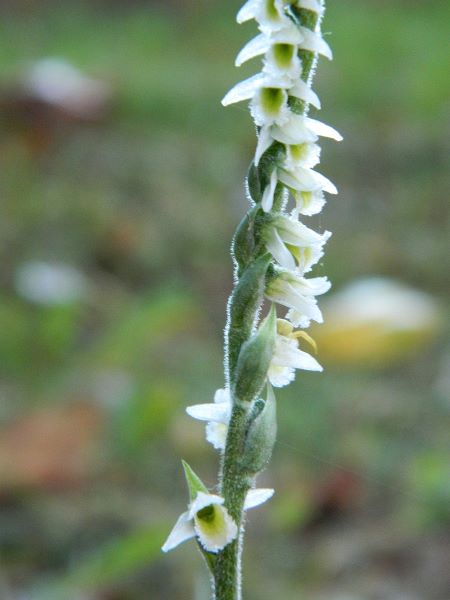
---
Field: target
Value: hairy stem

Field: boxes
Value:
[213,7,322,600]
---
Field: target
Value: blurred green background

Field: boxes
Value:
[0,1,449,598]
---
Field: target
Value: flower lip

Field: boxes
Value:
[188,491,224,520]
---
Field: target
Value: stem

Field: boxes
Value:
[214,404,251,600]
[213,7,323,600]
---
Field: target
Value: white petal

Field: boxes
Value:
[250,86,290,127]
[265,226,296,270]
[270,24,305,45]
[237,0,259,23]
[297,0,322,12]
[290,348,323,371]
[292,275,331,296]
[194,504,238,553]
[186,403,230,423]
[267,281,323,322]
[255,125,274,166]
[289,80,321,109]
[293,189,326,216]
[236,34,271,66]
[272,114,318,145]
[261,168,278,212]
[161,511,195,552]
[214,388,231,404]
[305,117,343,141]
[273,341,322,371]
[244,488,275,510]
[206,420,229,450]
[278,167,337,195]
[275,215,327,246]
[222,73,264,106]
[286,143,321,170]
[189,492,224,519]
[268,363,296,387]
[298,27,333,60]
[286,309,314,328]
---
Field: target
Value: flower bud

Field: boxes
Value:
[239,384,277,475]
[227,253,272,379]
[233,306,276,404]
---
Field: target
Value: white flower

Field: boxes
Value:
[285,142,321,170]
[271,112,342,145]
[237,0,292,33]
[222,73,294,127]
[268,319,322,387]
[297,26,332,60]
[264,41,302,79]
[162,488,274,553]
[255,114,341,167]
[161,491,238,553]
[292,188,326,216]
[278,165,337,195]
[250,86,290,126]
[263,214,331,272]
[266,270,331,327]
[235,26,303,67]
[186,388,231,450]
[261,163,336,213]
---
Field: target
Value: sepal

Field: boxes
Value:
[240,384,277,474]
[233,305,276,404]
[227,253,273,378]
[233,207,258,274]
[182,460,209,501]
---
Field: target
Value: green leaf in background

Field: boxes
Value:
[32,523,169,599]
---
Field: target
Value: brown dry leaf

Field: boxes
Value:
[0,403,102,491]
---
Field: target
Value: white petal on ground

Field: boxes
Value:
[161,511,195,552]
[244,488,275,510]
[15,261,88,305]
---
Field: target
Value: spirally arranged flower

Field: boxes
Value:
[164,3,342,596]
[222,0,341,384]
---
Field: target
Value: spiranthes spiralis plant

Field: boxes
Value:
[162,1,342,599]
